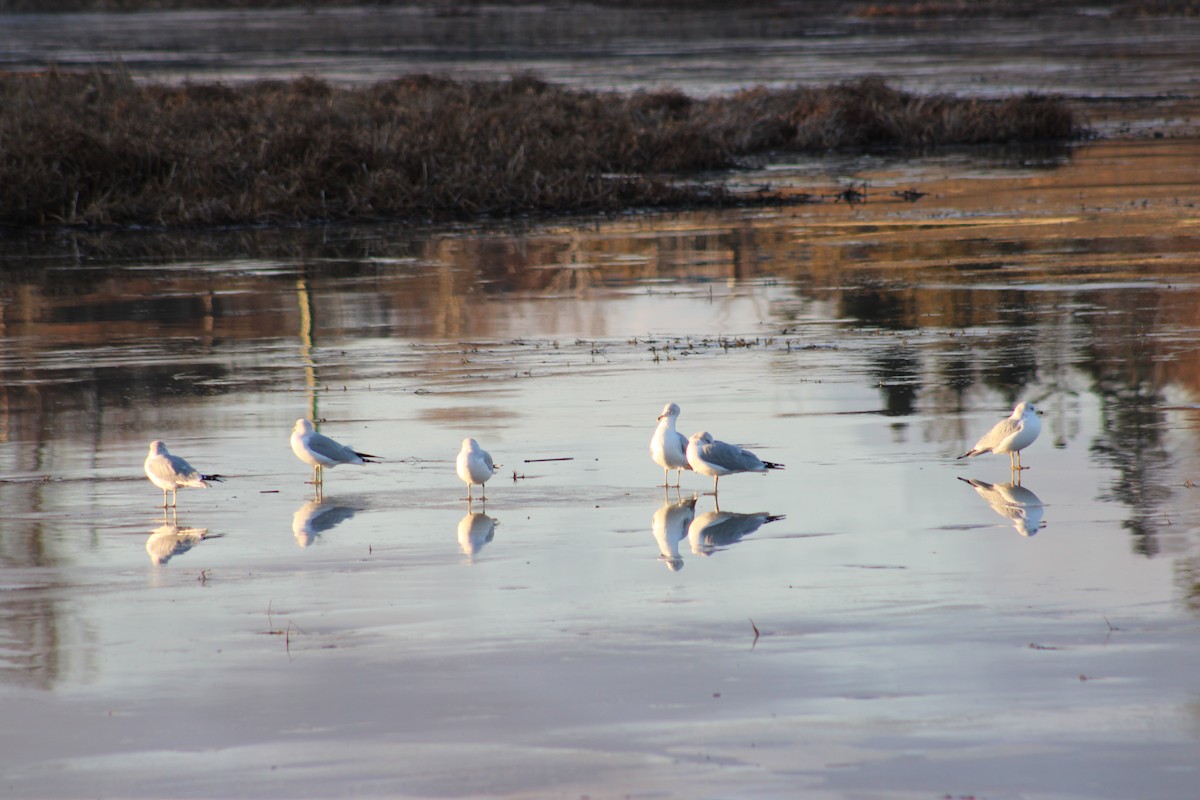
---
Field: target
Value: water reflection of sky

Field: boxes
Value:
[1,138,1199,797]
[2,6,1198,120]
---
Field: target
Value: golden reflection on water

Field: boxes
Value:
[294,275,326,427]
[3,142,1194,415]
[0,140,1196,489]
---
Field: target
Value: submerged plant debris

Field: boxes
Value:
[0,69,1080,229]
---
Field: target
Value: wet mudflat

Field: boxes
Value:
[2,133,1200,798]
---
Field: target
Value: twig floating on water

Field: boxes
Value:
[524,457,574,463]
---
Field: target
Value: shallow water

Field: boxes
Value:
[2,135,1200,797]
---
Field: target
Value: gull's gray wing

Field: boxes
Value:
[672,431,693,467]
[974,417,1023,452]
[307,431,360,463]
[148,453,199,482]
[700,439,766,472]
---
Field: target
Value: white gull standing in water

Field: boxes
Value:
[685,431,783,495]
[456,437,497,500]
[650,402,692,487]
[143,440,224,508]
[290,419,380,487]
[958,402,1044,470]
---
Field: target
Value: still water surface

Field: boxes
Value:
[1,136,1199,797]
[4,4,1200,135]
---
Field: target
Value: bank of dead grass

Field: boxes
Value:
[0,69,1080,228]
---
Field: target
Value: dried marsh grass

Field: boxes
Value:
[0,70,1081,228]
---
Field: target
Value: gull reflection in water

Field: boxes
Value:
[292,498,360,547]
[958,477,1046,537]
[652,495,698,571]
[146,522,222,565]
[457,509,498,560]
[687,508,785,557]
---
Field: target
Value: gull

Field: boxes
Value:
[456,438,496,500]
[958,402,1044,470]
[144,440,224,508]
[685,431,784,494]
[290,419,380,487]
[958,477,1046,537]
[650,402,692,487]
[651,495,697,571]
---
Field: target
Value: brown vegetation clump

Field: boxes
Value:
[0,69,1081,229]
[782,78,1079,148]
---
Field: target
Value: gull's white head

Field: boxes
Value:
[462,437,480,451]
[149,440,169,456]
[1014,402,1043,418]
[658,402,681,420]
[690,431,713,445]
[294,419,315,435]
